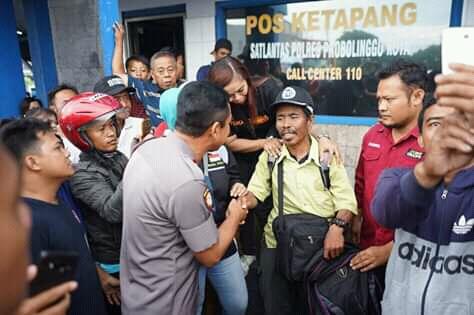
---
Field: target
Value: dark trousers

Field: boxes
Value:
[240,211,257,255]
[259,246,308,315]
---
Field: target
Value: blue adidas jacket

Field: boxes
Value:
[372,167,474,315]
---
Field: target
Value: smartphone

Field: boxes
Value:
[442,28,474,74]
[29,251,79,297]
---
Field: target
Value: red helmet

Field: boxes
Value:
[59,92,122,151]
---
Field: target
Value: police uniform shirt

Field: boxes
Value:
[120,133,218,315]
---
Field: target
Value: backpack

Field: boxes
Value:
[306,244,382,315]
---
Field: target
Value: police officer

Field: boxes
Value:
[120,81,248,315]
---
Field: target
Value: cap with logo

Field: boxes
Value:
[269,86,315,115]
[93,75,135,96]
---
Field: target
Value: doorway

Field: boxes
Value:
[125,15,185,62]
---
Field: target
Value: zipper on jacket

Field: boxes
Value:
[420,188,447,315]
[441,189,448,199]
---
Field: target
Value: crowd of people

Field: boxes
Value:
[1,23,473,315]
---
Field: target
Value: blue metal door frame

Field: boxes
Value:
[23,0,58,106]
[0,0,26,118]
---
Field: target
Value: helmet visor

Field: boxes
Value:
[79,111,117,131]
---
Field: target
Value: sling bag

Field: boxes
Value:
[271,159,330,282]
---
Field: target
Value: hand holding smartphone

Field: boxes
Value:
[29,251,79,297]
[439,27,474,128]
[15,253,78,315]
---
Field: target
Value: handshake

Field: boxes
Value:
[226,182,255,225]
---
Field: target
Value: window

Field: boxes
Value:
[221,0,454,123]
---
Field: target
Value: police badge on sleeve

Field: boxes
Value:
[203,188,214,212]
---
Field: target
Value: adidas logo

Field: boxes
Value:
[452,215,474,235]
[398,242,474,275]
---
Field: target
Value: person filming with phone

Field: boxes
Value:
[372,64,474,314]
[0,119,107,315]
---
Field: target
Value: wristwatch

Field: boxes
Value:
[330,217,349,230]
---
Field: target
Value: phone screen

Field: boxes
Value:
[442,28,474,74]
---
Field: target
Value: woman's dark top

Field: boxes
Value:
[230,77,281,184]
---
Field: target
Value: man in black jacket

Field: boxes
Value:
[61,93,126,315]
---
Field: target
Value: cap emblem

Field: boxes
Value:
[107,78,123,87]
[282,87,296,100]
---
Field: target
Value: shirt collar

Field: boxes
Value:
[277,136,320,166]
[378,123,420,143]
[168,132,195,161]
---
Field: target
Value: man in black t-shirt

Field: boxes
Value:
[0,119,107,315]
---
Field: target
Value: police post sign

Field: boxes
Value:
[226,0,452,117]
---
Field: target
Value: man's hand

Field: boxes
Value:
[415,111,474,188]
[15,265,77,315]
[263,137,283,158]
[113,22,125,43]
[226,197,248,225]
[96,267,121,306]
[230,183,248,198]
[323,225,345,259]
[311,129,343,165]
[351,215,363,245]
[350,242,393,272]
[240,191,258,210]
[112,21,127,77]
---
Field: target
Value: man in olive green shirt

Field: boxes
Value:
[244,86,357,315]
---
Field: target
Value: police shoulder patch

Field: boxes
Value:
[203,188,214,212]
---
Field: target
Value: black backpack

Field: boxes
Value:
[306,244,382,315]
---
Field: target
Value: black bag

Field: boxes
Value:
[306,244,382,315]
[272,160,330,282]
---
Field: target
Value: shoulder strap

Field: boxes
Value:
[319,164,331,190]
[203,153,209,176]
[217,146,229,164]
[277,160,284,218]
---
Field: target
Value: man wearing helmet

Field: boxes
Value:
[60,93,127,315]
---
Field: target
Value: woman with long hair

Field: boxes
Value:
[208,56,283,269]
